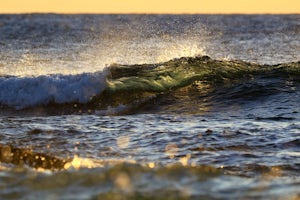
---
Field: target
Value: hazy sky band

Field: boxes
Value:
[1,0,299,14]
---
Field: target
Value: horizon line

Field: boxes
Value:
[1,0,299,15]
[0,12,299,15]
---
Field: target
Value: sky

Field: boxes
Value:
[0,0,299,14]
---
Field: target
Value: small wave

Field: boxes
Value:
[0,56,299,113]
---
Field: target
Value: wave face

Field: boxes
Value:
[0,56,299,114]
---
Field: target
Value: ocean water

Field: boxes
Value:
[0,14,299,199]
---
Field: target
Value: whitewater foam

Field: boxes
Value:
[0,70,108,109]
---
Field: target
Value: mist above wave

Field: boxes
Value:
[1,14,299,77]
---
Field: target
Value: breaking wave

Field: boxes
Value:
[0,71,107,109]
[0,56,299,114]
